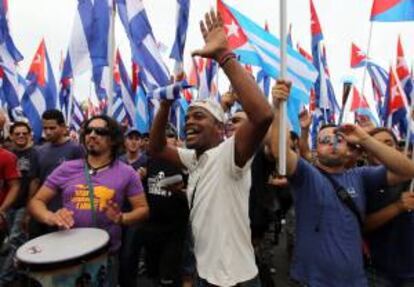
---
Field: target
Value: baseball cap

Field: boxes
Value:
[124,128,141,137]
[189,99,225,123]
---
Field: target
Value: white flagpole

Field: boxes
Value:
[278,0,288,175]
[107,1,116,116]
[359,23,373,108]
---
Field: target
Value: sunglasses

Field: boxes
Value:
[84,127,110,136]
[318,135,345,145]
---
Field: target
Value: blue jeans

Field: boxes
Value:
[0,207,28,285]
[197,275,262,287]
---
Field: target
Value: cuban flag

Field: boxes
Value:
[198,58,218,100]
[383,66,408,134]
[21,40,57,141]
[135,85,149,133]
[92,65,109,112]
[149,81,190,101]
[170,0,190,64]
[0,0,23,69]
[59,53,73,121]
[371,0,414,22]
[310,0,339,121]
[350,87,379,125]
[256,69,270,99]
[113,51,136,127]
[111,92,129,125]
[217,0,318,104]
[68,0,112,76]
[70,98,85,131]
[170,97,189,139]
[396,36,413,103]
[116,0,170,88]
[351,42,389,116]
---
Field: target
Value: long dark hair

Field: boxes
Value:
[80,115,124,159]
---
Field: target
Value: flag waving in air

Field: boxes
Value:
[350,43,368,68]
[68,0,112,76]
[350,42,388,117]
[22,39,57,141]
[371,0,414,22]
[113,50,136,127]
[396,36,413,103]
[170,0,190,64]
[383,66,408,134]
[217,0,318,104]
[310,0,339,119]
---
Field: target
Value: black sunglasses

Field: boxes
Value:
[84,127,111,136]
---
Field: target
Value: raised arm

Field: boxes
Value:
[192,10,273,167]
[298,109,313,162]
[149,101,184,169]
[337,124,414,186]
[364,191,414,232]
[269,80,299,176]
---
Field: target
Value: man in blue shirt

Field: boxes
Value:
[270,81,414,286]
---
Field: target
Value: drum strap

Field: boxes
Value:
[84,162,98,227]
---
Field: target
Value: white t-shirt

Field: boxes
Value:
[178,137,258,287]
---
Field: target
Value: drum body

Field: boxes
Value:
[16,228,110,287]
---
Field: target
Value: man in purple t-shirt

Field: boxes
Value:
[28,115,149,287]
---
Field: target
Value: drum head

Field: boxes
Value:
[17,228,109,265]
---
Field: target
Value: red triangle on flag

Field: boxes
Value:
[396,35,410,81]
[371,0,400,18]
[350,87,369,111]
[350,43,367,68]
[310,0,322,36]
[388,66,406,114]
[217,0,248,50]
[29,39,46,87]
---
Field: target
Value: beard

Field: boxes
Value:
[318,156,346,167]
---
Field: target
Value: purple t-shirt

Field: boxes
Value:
[44,159,143,252]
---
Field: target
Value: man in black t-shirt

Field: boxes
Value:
[119,128,149,287]
[0,122,39,285]
[143,125,189,287]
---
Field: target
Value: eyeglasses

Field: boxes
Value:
[84,127,110,137]
[318,135,345,145]
[13,132,29,136]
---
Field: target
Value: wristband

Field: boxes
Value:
[218,51,237,67]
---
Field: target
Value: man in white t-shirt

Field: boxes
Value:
[149,10,273,287]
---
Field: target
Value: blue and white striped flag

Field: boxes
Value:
[148,81,189,101]
[70,98,85,131]
[114,51,136,126]
[170,0,190,63]
[116,0,170,89]
[68,0,112,76]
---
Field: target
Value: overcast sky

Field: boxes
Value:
[7,0,414,109]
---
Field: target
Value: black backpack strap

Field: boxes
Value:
[317,167,364,230]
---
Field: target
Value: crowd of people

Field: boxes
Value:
[0,10,414,287]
